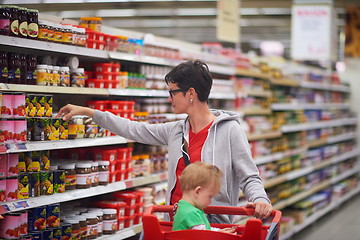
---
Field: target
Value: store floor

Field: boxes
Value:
[291,193,360,240]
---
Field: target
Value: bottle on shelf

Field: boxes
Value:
[0,6,10,36]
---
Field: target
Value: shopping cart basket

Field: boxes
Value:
[143,205,282,240]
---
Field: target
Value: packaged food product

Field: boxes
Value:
[91,161,99,187]
[40,170,53,195]
[59,163,76,190]
[46,203,60,228]
[9,6,19,37]
[28,206,46,231]
[59,66,70,86]
[102,209,117,234]
[27,9,38,39]
[98,160,109,185]
[17,172,29,199]
[0,119,15,143]
[29,171,40,197]
[73,215,88,240]
[8,52,20,84]
[63,219,81,240]
[36,64,48,86]
[82,212,98,239]
[0,6,10,36]
[75,162,92,189]
[38,20,48,41]
[18,7,28,38]
[0,213,22,239]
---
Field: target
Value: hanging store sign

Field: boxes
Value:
[216,0,240,43]
[345,7,360,58]
[291,5,334,61]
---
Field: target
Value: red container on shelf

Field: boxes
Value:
[108,101,121,110]
[85,79,106,88]
[84,71,93,80]
[95,200,126,219]
[112,63,120,72]
[109,170,117,183]
[135,203,145,214]
[93,148,117,162]
[134,213,143,225]
[95,72,113,80]
[117,148,128,161]
[115,160,127,171]
[111,72,121,81]
[113,192,137,206]
[127,101,135,111]
[118,217,126,230]
[125,147,133,160]
[86,39,97,49]
[95,32,105,41]
[86,29,96,40]
[121,190,144,205]
[97,40,106,50]
[124,215,135,228]
[115,170,125,182]
[86,100,109,110]
[125,204,136,216]
[94,63,113,73]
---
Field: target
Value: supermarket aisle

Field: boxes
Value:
[292,193,360,240]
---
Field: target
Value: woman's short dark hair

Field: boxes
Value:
[165,60,213,102]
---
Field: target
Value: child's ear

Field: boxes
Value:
[194,186,202,195]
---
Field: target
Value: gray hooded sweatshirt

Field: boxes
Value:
[93,109,270,223]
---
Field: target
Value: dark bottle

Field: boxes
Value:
[18,7,27,38]
[9,6,18,37]
[0,51,8,83]
[8,52,20,84]
[27,9,38,39]
[26,55,37,85]
[0,6,10,36]
[19,54,27,84]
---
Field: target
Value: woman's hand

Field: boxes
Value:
[56,104,94,121]
[246,202,273,219]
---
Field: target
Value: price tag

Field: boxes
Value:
[13,201,29,209]
[16,143,27,150]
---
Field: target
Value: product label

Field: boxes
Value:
[47,30,54,41]
[64,174,76,186]
[1,66,8,79]
[71,228,80,240]
[38,27,47,39]
[10,20,18,35]
[87,223,98,237]
[0,19,10,31]
[28,23,38,38]
[53,73,60,85]
[103,219,117,231]
[37,71,47,85]
[99,171,109,183]
[76,173,91,185]
[63,32,72,43]
[54,31,62,42]
[19,21,27,37]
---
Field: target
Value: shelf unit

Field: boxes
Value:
[0,172,167,215]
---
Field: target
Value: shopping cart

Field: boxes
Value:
[142,205,282,240]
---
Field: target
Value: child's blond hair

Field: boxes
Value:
[179,162,223,192]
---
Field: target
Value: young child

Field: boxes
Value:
[172,162,235,233]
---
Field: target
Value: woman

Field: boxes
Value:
[57,60,272,223]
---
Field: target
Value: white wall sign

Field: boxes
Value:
[216,0,240,43]
[291,5,333,61]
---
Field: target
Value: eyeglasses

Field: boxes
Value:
[169,89,186,98]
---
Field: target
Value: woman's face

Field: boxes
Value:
[168,82,189,114]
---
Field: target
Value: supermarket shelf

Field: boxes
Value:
[0,35,108,59]
[235,69,270,80]
[97,224,142,240]
[0,172,167,214]
[280,185,360,240]
[240,89,272,98]
[2,136,129,154]
[109,52,180,67]
[247,131,282,141]
[0,84,109,95]
[207,63,236,76]
[263,148,359,189]
[273,167,359,210]
[254,146,308,165]
[308,132,357,148]
[272,103,350,110]
[108,88,169,97]
[270,78,299,87]
[281,118,357,133]
[209,91,236,100]
[240,108,272,116]
[300,81,351,93]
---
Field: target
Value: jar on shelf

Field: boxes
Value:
[18,7,28,38]
[78,27,87,47]
[75,162,92,189]
[59,163,76,190]
[53,23,62,43]
[47,65,53,86]
[52,66,60,86]
[102,209,117,235]
[59,66,70,87]
[71,68,85,87]
[27,9,38,39]
[36,64,47,85]
[88,17,102,32]
[82,212,98,239]
[38,20,48,41]
[88,210,103,236]
[91,161,99,187]
[0,6,10,36]
[62,24,72,45]
[63,218,81,240]
[47,22,54,42]
[98,161,109,185]
[73,215,88,240]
